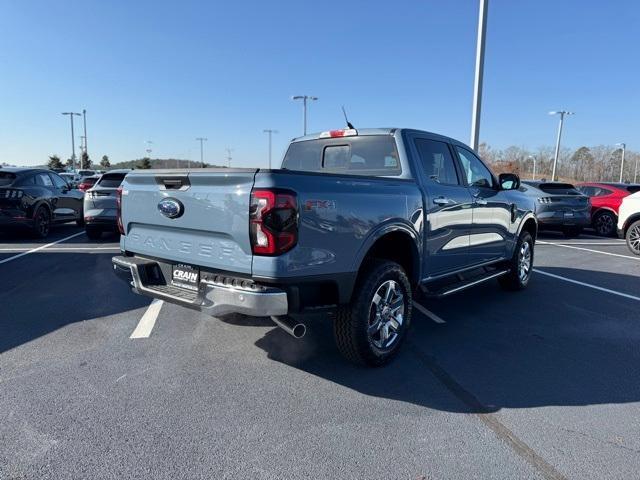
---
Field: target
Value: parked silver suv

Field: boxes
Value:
[84,170,130,239]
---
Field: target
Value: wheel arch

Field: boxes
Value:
[351,223,421,293]
[624,213,640,235]
[517,213,538,241]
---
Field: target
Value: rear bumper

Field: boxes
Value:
[536,210,591,228]
[112,255,288,317]
[0,209,33,228]
[84,208,117,227]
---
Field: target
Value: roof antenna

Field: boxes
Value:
[341,105,355,129]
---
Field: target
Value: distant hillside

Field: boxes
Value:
[109,158,228,170]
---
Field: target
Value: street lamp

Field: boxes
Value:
[62,112,81,170]
[263,129,278,169]
[195,137,207,168]
[225,148,233,168]
[527,155,537,180]
[615,142,626,183]
[549,110,574,181]
[292,95,318,135]
[470,0,488,151]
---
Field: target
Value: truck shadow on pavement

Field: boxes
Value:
[0,251,149,354]
[253,266,640,413]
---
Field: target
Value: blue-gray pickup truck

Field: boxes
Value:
[112,128,537,366]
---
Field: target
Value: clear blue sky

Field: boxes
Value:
[1,0,638,167]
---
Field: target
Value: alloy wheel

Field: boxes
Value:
[518,240,532,282]
[595,213,614,236]
[629,225,640,254]
[368,280,405,350]
[37,209,50,237]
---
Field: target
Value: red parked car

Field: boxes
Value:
[576,182,640,236]
[77,175,100,192]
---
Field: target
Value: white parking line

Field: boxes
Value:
[0,246,119,252]
[130,300,163,339]
[539,242,624,246]
[533,269,640,302]
[537,241,639,261]
[0,231,85,265]
[412,301,446,324]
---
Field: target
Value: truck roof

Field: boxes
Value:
[291,128,470,149]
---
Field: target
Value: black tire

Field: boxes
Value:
[85,226,102,240]
[562,226,582,238]
[592,210,617,237]
[626,220,640,256]
[499,230,534,291]
[334,259,412,367]
[32,206,51,239]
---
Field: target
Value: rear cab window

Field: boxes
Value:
[98,173,127,188]
[281,135,401,176]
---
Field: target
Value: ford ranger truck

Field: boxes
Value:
[112,128,537,366]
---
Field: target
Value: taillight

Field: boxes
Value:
[249,189,298,255]
[116,186,124,235]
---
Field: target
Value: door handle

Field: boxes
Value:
[433,196,455,206]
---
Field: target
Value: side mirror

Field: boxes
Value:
[499,173,520,191]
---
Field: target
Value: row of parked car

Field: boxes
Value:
[519,180,640,238]
[0,167,128,239]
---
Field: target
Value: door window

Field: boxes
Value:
[49,173,68,189]
[456,147,494,188]
[414,139,459,185]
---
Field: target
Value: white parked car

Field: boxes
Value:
[617,191,640,255]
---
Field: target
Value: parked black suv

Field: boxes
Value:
[0,168,85,238]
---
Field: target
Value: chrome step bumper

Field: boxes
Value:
[112,255,288,317]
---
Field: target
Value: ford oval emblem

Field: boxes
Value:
[157,198,184,219]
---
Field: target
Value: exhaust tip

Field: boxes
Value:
[271,315,306,339]
[292,323,306,339]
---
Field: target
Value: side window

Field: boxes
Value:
[596,188,612,197]
[16,175,35,186]
[49,173,68,189]
[414,139,459,185]
[455,147,494,188]
[36,173,53,187]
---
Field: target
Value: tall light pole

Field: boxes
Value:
[62,112,81,170]
[615,142,626,183]
[634,153,639,184]
[470,0,488,151]
[82,109,88,160]
[225,148,233,168]
[263,129,278,169]
[196,137,207,169]
[145,140,153,160]
[292,95,318,135]
[549,110,574,181]
[527,155,537,180]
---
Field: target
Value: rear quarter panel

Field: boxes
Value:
[251,171,423,279]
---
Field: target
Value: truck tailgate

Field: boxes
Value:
[120,169,257,274]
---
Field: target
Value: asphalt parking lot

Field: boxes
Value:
[1,226,639,480]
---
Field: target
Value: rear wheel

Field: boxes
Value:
[32,206,51,238]
[85,226,102,240]
[334,260,412,367]
[499,230,534,291]
[626,220,640,256]
[593,210,616,237]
